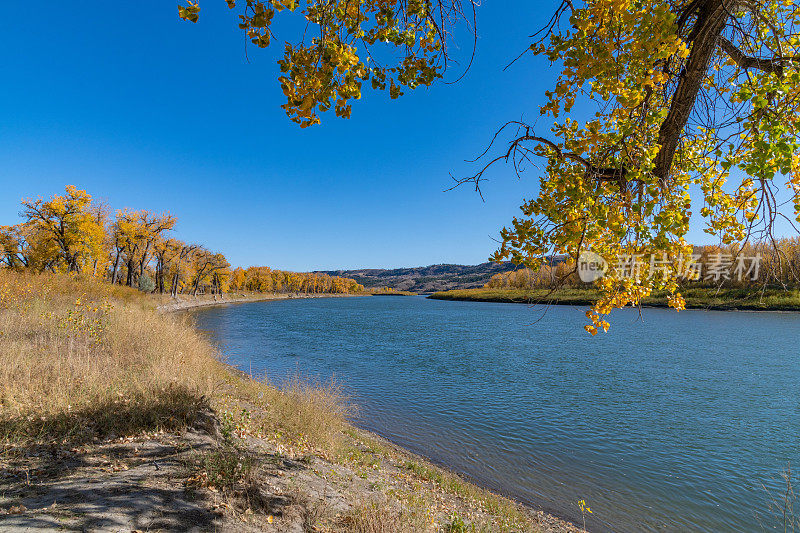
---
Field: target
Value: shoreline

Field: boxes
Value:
[155,291,368,313]
[167,296,583,532]
[429,288,800,312]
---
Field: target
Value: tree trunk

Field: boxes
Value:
[110,250,120,284]
[171,271,180,297]
[156,255,165,294]
[137,240,153,280]
[126,258,135,286]
[653,0,729,181]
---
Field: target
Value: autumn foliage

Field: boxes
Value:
[181,1,800,333]
[229,266,363,294]
[485,240,800,291]
[0,186,364,296]
[179,0,460,127]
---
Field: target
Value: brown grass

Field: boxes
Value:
[338,499,429,533]
[215,372,352,455]
[0,269,352,452]
[0,269,352,457]
[0,270,222,445]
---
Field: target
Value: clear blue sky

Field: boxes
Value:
[0,2,775,270]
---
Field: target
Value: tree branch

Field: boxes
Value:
[718,35,799,75]
[653,0,730,182]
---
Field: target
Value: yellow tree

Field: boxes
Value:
[179,0,461,126]
[154,238,196,294]
[230,267,246,291]
[20,185,107,273]
[2,223,63,272]
[168,241,200,297]
[88,201,111,278]
[184,0,800,332]
[474,0,800,332]
[113,209,177,287]
[0,225,31,270]
[271,270,285,292]
[188,248,230,296]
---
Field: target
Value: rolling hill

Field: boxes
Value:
[317,262,521,293]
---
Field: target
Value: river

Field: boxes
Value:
[191,295,800,531]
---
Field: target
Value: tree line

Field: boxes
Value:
[485,241,800,290]
[229,267,363,294]
[0,186,364,296]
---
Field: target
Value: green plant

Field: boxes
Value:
[445,512,473,533]
[199,446,253,490]
[137,274,155,293]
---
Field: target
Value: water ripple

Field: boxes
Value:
[192,296,800,532]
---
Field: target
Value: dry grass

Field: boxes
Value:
[338,499,429,533]
[0,270,222,446]
[0,268,352,456]
[215,372,353,455]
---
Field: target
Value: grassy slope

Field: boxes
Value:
[0,271,575,532]
[429,287,800,311]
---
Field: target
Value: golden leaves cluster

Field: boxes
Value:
[180,0,446,127]
[494,0,800,333]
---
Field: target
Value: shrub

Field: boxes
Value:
[138,274,155,293]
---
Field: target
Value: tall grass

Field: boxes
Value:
[338,499,428,532]
[218,373,352,454]
[0,269,352,455]
[0,270,221,445]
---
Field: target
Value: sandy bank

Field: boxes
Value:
[155,291,368,313]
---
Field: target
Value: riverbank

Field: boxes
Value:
[155,291,368,313]
[429,287,800,311]
[0,272,579,532]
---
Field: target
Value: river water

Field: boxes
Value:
[191,295,800,531]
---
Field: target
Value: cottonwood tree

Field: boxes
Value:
[19,186,107,274]
[167,241,200,297]
[113,209,177,287]
[179,0,467,126]
[0,225,31,270]
[181,0,800,332]
[0,222,75,273]
[227,266,364,293]
[154,238,185,294]
[188,248,230,296]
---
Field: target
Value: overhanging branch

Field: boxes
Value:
[718,36,799,75]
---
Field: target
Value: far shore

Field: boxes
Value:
[429,287,800,311]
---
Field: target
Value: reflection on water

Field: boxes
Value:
[192,296,800,532]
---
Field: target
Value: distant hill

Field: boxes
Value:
[317,262,522,293]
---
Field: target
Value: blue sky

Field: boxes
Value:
[0,2,781,270]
